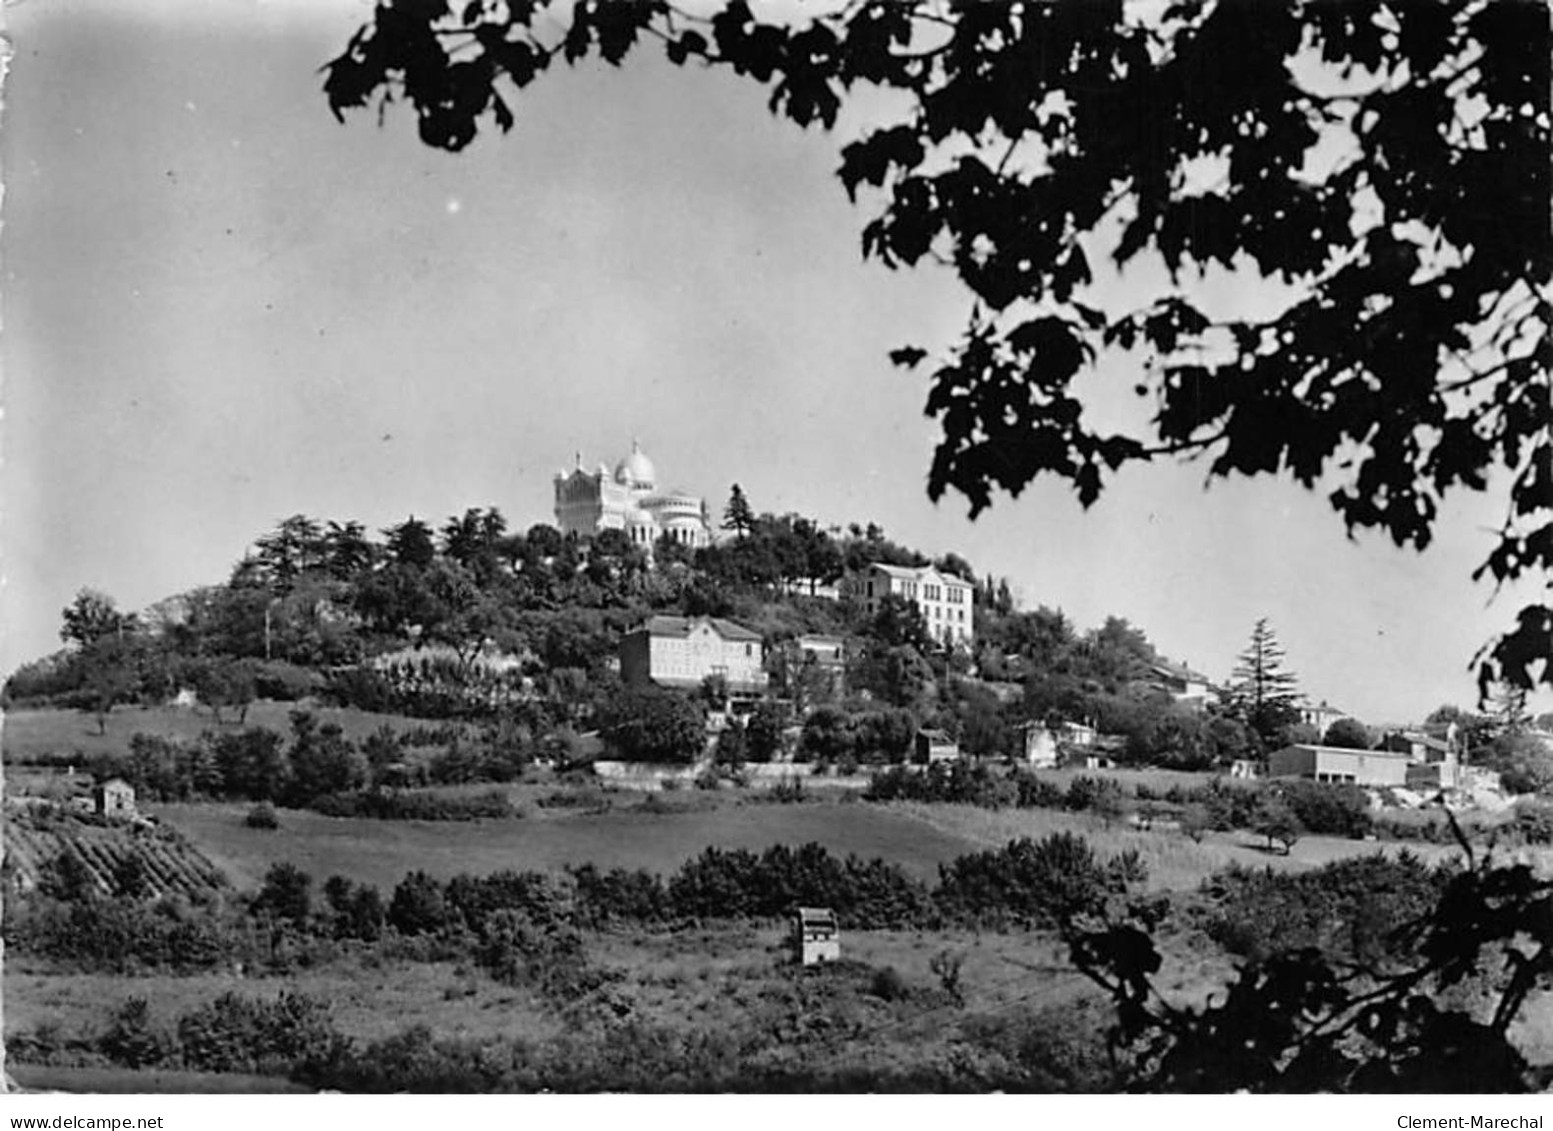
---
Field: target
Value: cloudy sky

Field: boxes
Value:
[2,0,1538,722]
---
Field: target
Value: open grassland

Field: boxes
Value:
[151,789,1516,896]
[4,919,1197,1090]
[1,703,434,767]
[885,801,1483,889]
[151,797,978,892]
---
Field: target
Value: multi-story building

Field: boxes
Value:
[843,562,975,647]
[552,441,711,551]
[1141,659,1215,709]
[1298,699,1350,735]
[620,615,768,696]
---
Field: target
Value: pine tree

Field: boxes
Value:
[1226,618,1302,748]
[721,484,755,540]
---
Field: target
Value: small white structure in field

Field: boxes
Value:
[792,906,840,966]
[1021,723,1060,768]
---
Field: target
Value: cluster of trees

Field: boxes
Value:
[80,712,532,814]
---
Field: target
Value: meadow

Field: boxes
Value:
[150,795,979,891]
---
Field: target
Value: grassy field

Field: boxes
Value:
[151,796,980,891]
[887,801,1482,889]
[1,703,438,767]
[2,918,1161,1093]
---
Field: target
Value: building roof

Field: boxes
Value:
[613,440,656,488]
[1149,659,1211,684]
[635,615,762,643]
[1278,743,1411,759]
[860,561,973,587]
[1391,730,1451,753]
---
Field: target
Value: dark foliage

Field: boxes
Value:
[309,787,513,821]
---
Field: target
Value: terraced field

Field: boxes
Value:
[4,807,230,898]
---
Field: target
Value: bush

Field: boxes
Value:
[310,787,513,821]
[1065,776,1125,816]
[868,965,911,1002]
[245,802,279,830]
[99,998,176,1069]
[388,871,449,936]
[474,909,597,1000]
[1201,854,1443,965]
[935,832,1140,929]
[177,991,346,1076]
[1272,780,1372,839]
[769,776,807,804]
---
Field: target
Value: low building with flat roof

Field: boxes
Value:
[1268,743,1412,787]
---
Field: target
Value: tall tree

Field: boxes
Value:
[1225,618,1302,747]
[721,484,756,540]
[323,520,377,579]
[325,0,1551,697]
[60,588,134,647]
[251,515,328,587]
[383,516,438,568]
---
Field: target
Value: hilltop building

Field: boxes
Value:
[1298,699,1350,735]
[553,441,711,550]
[842,562,975,648]
[1140,659,1215,709]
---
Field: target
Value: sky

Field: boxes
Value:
[1,0,1541,724]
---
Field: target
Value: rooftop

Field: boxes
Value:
[635,615,762,642]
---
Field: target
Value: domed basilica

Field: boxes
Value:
[552,441,711,550]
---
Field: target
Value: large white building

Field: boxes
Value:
[552,441,711,550]
[620,615,768,696]
[843,562,975,647]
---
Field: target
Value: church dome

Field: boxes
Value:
[613,440,657,489]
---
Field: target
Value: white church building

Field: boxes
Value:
[552,441,711,550]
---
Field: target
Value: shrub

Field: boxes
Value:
[99,998,176,1069]
[177,991,346,1076]
[310,788,513,821]
[935,832,1137,929]
[1201,854,1443,965]
[769,776,807,804]
[869,965,911,1002]
[245,802,279,830]
[569,864,670,928]
[930,950,965,1004]
[252,862,312,925]
[1013,773,1067,810]
[388,871,449,936]
[1273,780,1372,838]
[1065,775,1125,816]
[474,909,597,1000]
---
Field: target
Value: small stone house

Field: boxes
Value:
[914,728,960,765]
[94,778,136,820]
[792,907,840,966]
